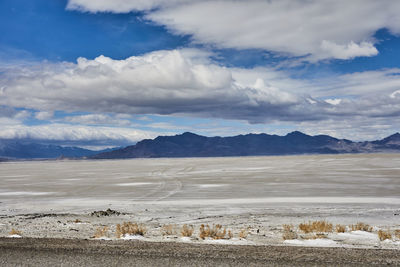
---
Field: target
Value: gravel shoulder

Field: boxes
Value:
[1,237,400,266]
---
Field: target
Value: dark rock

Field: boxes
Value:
[90,208,121,217]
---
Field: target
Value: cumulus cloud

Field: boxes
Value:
[67,0,400,61]
[319,41,378,60]
[1,49,399,127]
[0,49,313,123]
[0,123,157,146]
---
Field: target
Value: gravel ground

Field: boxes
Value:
[1,237,400,266]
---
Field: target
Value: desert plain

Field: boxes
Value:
[1,154,400,265]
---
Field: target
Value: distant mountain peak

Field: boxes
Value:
[180,132,200,137]
[379,132,400,145]
[286,131,308,137]
[388,132,400,138]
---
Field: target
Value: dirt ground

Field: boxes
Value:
[1,237,399,266]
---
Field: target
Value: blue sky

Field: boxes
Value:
[1,0,400,149]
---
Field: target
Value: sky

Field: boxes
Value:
[1,0,400,149]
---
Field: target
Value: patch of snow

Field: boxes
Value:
[204,238,250,245]
[121,234,146,240]
[8,234,22,238]
[382,239,400,245]
[179,237,192,242]
[336,231,379,242]
[284,239,337,247]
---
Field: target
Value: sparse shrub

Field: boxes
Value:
[93,226,109,238]
[9,228,22,236]
[162,224,178,236]
[336,224,346,233]
[310,233,328,239]
[181,224,194,237]
[350,222,372,232]
[116,224,122,238]
[299,221,333,234]
[74,219,82,223]
[116,222,146,238]
[282,224,298,240]
[239,229,248,239]
[199,224,229,240]
[395,229,400,239]
[378,230,392,241]
[228,230,233,239]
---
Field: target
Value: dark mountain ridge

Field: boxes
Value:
[0,140,116,159]
[91,131,400,159]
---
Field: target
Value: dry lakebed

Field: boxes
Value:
[1,154,400,265]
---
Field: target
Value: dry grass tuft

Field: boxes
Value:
[282,224,298,240]
[116,222,146,238]
[395,229,400,239]
[335,224,346,233]
[199,224,230,240]
[93,226,109,238]
[161,224,178,236]
[350,222,373,232]
[228,230,233,239]
[239,229,248,239]
[9,228,22,236]
[181,224,194,237]
[299,221,333,234]
[378,230,392,241]
[309,233,328,239]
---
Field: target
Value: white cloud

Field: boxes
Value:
[66,0,187,13]
[324,99,342,106]
[390,90,400,99]
[0,49,304,123]
[35,111,54,120]
[0,123,157,145]
[319,41,378,61]
[1,48,400,130]
[62,114,132,126]
[67,0,400,61]
[298,117,400,141]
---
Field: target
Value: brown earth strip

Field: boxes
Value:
[0,237,399,266]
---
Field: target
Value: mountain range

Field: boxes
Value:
[0,140,114,160]
[91,131,400,159]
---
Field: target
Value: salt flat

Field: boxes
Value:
[0,154,399,248]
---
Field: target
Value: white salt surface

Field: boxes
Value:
[0,191,53,196]
[284,239,337,247]
[121,235,146,240]
[204,238,251,245]
[8,234,22,238]
[336,231,379,242]
[198,184,226,188]
[116,182,154,186]
[0,154,399,249]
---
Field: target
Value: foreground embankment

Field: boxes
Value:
[1,237,399,266]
